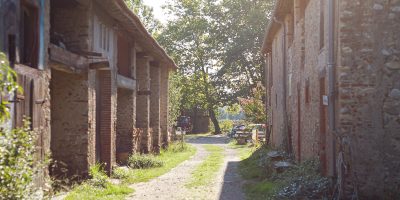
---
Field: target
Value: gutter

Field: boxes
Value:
[327,0,337,176]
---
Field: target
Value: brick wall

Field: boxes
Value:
[98,70,116,174]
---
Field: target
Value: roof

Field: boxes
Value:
[95,0,177,70]
[261,0,293,54]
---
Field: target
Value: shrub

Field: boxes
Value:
[112,167,130,179]
[88,164,109,188]
[127,154,164,169]
[219,120,234,134]
[167,142,190,153]
[0,121,38,199]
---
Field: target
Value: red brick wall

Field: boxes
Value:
[98,70,115,174]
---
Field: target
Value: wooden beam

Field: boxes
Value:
[117,75,136,90]
[49,44,88,72]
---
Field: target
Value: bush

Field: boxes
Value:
[0,121,38,199]
[127,154,164,169]
[88,164,109,188]
[167,142,190,153]
[219,120,234,134]
[112,167,130,179]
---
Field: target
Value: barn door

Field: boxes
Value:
[14,74,34,128]
[14,73,47,185]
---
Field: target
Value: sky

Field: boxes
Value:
[142,0,168,24]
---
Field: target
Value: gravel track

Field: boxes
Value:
[126,135,245,200]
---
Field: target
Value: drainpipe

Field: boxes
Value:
[39,0,45,70]
[273,17,290,154]
[327,0,337,177]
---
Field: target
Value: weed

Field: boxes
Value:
[128,154,164,169]
[119,142,196,184]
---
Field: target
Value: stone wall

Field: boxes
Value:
[50,69,91,176]
[160,67,170,148]
[270,28,287,150]
[50,2,90,52]
[150,65,161,153]
[267,0,334,174]
[136,55,151,153]
[337,0,400,198]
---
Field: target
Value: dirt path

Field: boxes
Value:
[126,135,245,200]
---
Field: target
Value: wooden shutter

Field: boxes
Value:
[14,73,34,128]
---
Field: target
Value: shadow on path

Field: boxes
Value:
[219,161,245,200]
[186,135,231,145]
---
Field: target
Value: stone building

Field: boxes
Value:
[49,0,175,176]
[0,0,175,186]
[0,0,51,187]
[262,0,400,198]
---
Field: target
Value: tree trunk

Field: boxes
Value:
[209,108,221,135]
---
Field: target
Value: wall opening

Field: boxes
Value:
[117,33,131,78]
[20,0,39,68]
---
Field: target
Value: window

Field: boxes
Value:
[8,34,16,66]
[320,0,325,49]
[20,0,39,68]
[97,22,110,52]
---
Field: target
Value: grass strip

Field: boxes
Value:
[65,142,196,199]
[118,142,196,184]
[65,183,133,200]
[186,144,224,188]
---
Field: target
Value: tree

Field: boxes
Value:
[210,0,274,102]
[238,83,267,123]
[159,0,273,133]
[124,0,163,36]
[159,0,223,134]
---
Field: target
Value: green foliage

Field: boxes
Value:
[239,83,267,123]
[168,73,183,127]
[124,0,163,36]
[113,142,196,184]
[167,141,191,153]
[0,52,21,122]
[219,120,234,134]
[66,164,134,200]
[236,144,329,200]
[0,120,38,199]
[127,154,164,169]
[88,164,109,188]
[66,182,133,200]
